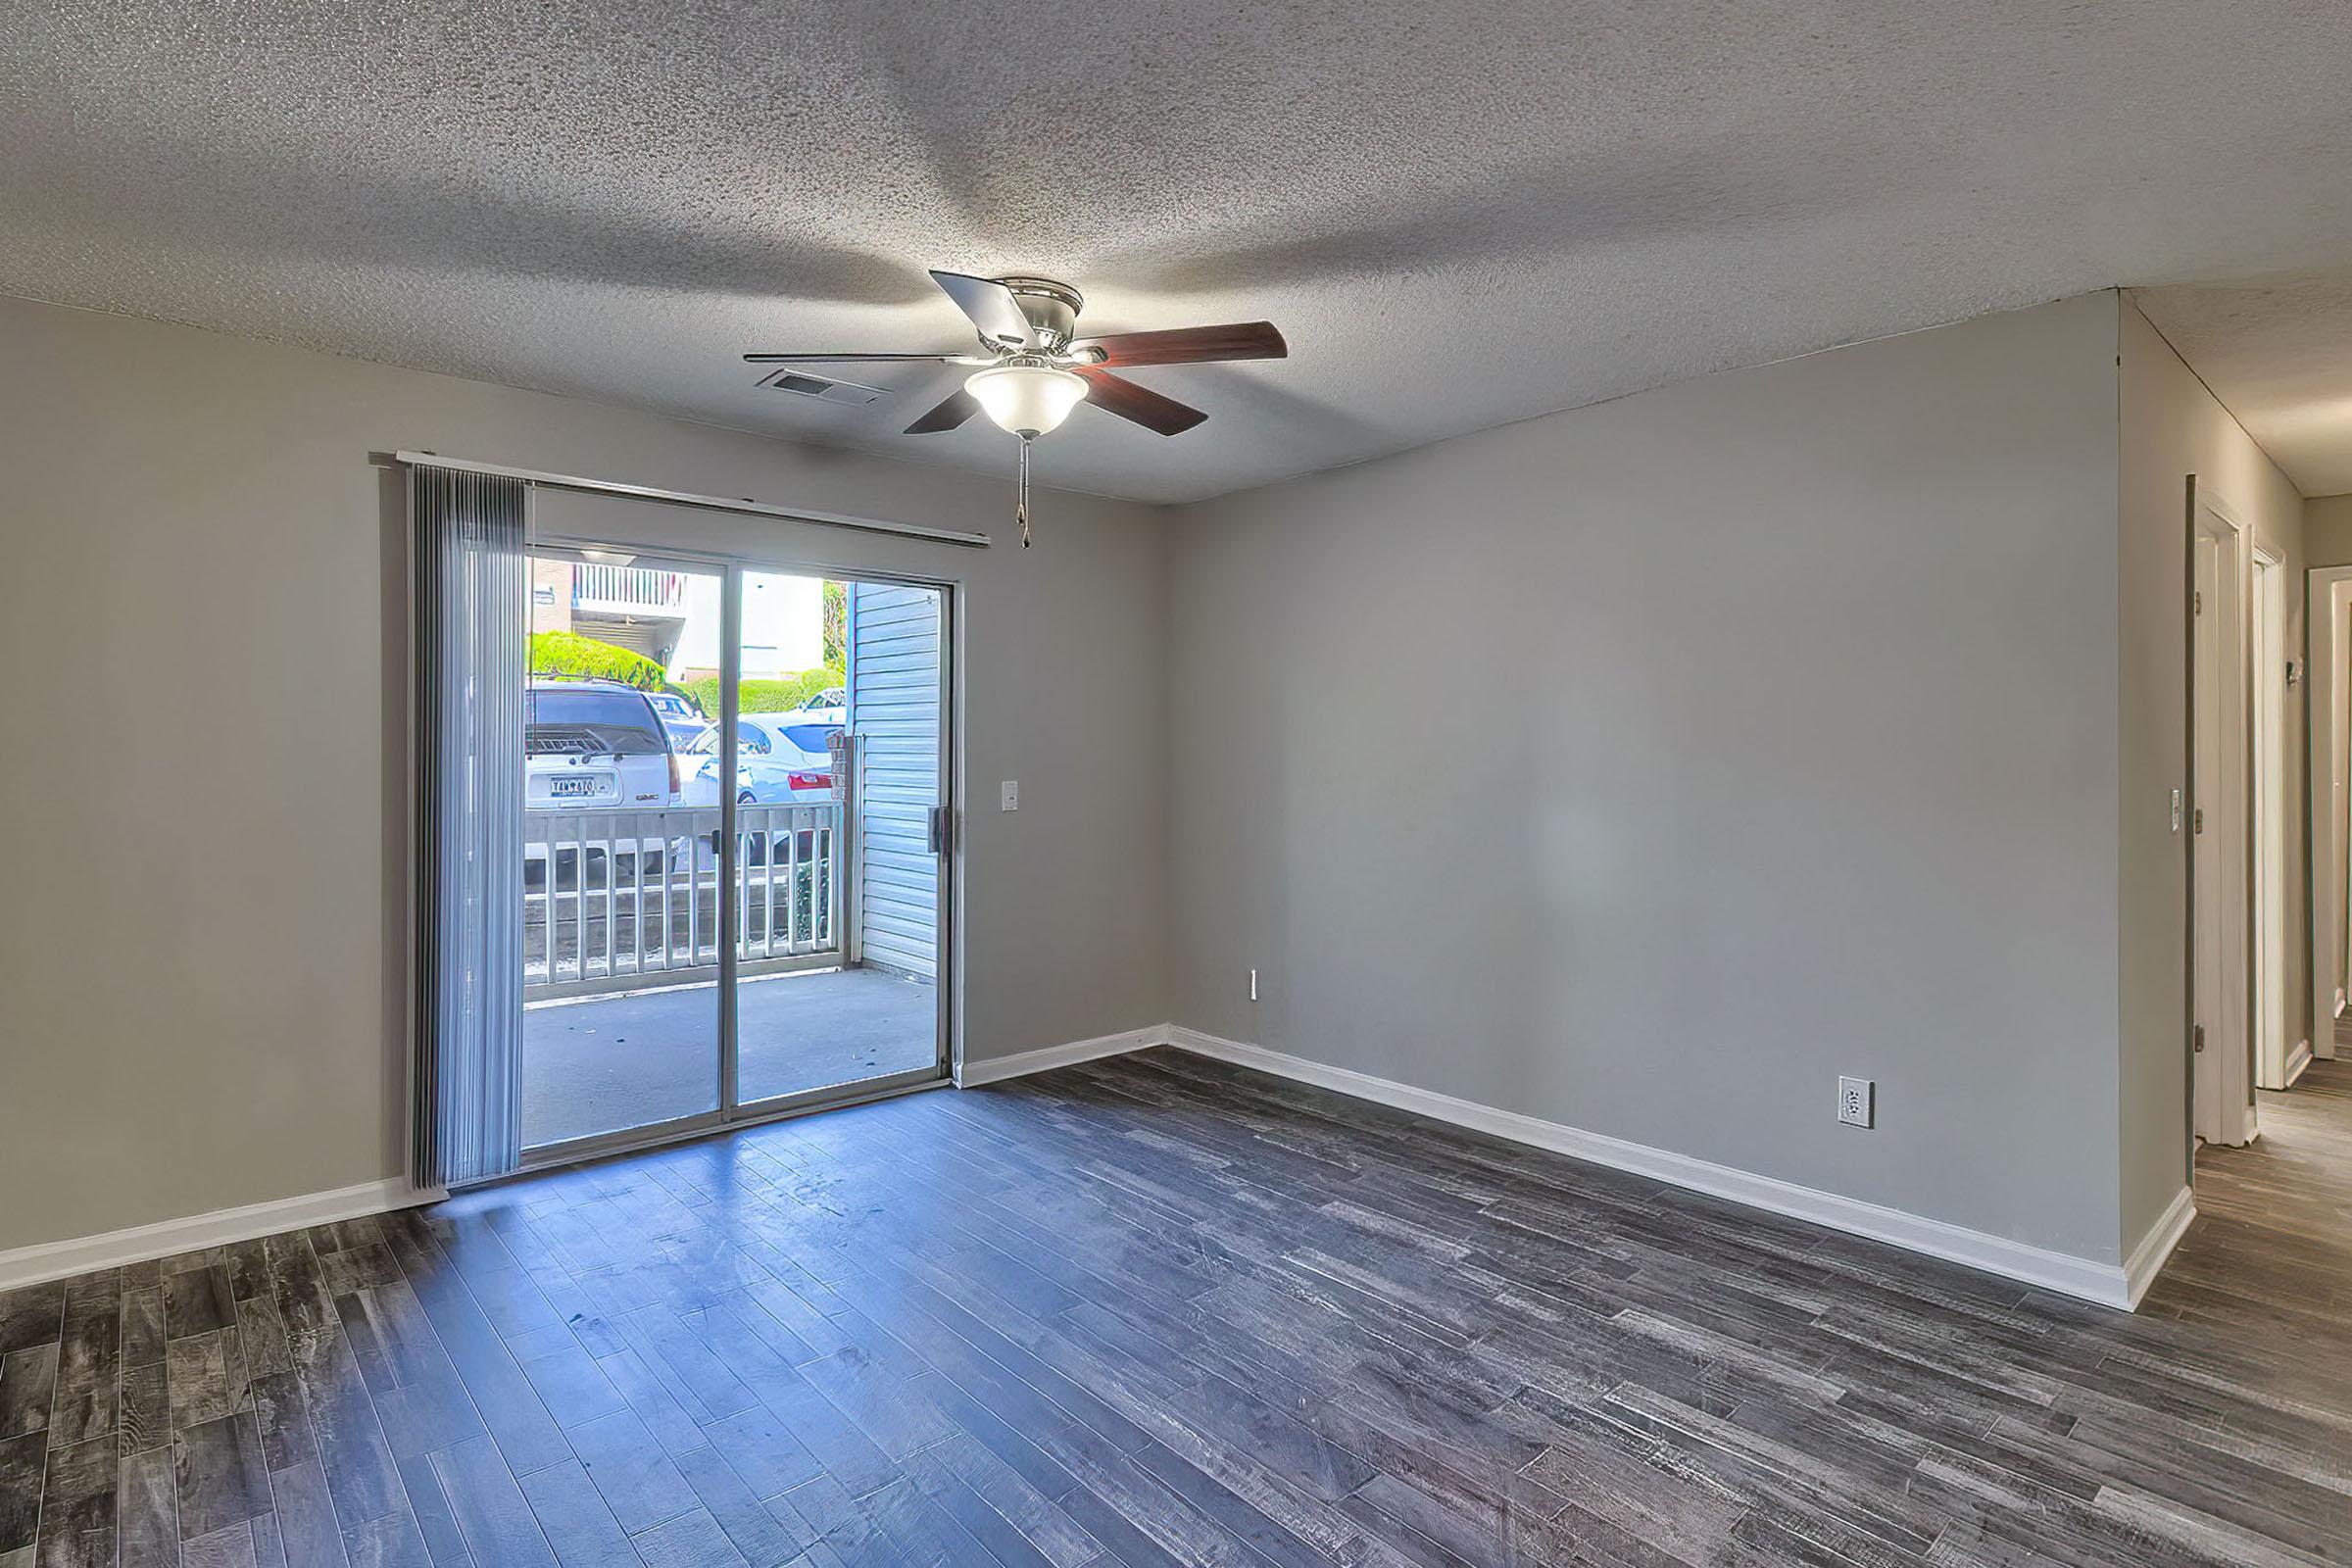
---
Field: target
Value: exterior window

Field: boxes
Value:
[525,690,664,756]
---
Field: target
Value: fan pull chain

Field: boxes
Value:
[1016,433,1034,548]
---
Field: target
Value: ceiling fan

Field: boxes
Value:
[744,270,1288,544]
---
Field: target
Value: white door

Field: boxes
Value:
[2332,587,2352,1005]
[2189,498,2255,1148]
[2305,569,2352,1056]
[2192,533,2225,1143]
[2252,551,2288,1090]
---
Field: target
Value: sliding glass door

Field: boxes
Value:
[520,549,726,1151]
[734,573,946,1108]
[516,542,950,1161]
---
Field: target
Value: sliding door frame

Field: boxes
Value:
[520,531,959,1172]
[732,574,956,1122]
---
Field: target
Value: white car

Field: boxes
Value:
[643,690,710,752]
[678,709,843,806]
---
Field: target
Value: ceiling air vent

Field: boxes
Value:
[756,368,887,407]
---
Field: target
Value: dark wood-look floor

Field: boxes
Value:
[4,1049,2352,1568]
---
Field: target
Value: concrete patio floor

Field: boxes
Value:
[521,965,936,1149]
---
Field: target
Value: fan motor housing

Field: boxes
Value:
[996,275,1083,350]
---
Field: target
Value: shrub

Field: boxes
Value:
[530,630,667,692]
[680,664,844,716]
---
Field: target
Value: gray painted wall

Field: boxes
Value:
[0,294,1169,1253]
[3,281,2296,1280]
[2304,492,2352,567]
[1163,294,2130,1261]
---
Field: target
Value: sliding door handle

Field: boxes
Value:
[928,805,953,856]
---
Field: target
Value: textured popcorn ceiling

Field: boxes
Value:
[2136,270,2352,498]
[5,1,2352,504]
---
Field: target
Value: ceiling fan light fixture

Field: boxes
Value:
[741,269,1292,548]
[964,364,1086,437]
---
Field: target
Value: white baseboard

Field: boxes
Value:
[2122,1185,2197,1309]
[1162,1026,2142,1310]
[955,1025,1170,1088]
[2,1032,2186,1314]
[2285,1039,2314,1087]
[0,1177,443,1292]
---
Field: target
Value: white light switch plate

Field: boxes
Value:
[1000,780,1019,811]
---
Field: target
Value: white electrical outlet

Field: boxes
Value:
[1000,780,1019,811]
[1838,1076,1874,1128]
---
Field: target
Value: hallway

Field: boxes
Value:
[2175,1054,2352,1323]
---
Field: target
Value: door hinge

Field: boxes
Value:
[2193,1024,2206,1054]
[2193,806,2204,835]
[2193,589,2203,614]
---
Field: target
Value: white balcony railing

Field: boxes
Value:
[524,802,841,996]
[571,563,688,615]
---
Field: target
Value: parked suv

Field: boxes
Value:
[525,680,678,808]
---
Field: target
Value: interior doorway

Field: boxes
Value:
[2189,488,2256,1148]
[516,540,953,1159]
[2250,547,2292,1091]
[2307,565,2352,1065]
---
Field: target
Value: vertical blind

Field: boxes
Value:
[413,464,528,1188]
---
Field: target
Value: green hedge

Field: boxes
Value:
[530,630,668,691]
[533,630,839,717]
[681,664,844,716]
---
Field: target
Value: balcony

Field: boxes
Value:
[520,802,934,1150]
[524,802,839,989]
[570,563,689,616]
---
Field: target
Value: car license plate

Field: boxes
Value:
[549,778,598,798]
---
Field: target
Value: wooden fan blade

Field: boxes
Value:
[928,270,1036,348]
[1068,321,1286,368]
[905,387,981,434]
[743,352,960,363]
[1075,368,1207,435]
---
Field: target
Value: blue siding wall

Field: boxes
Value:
[848,582,942,979]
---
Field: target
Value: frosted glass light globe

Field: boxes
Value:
[965,365,1087,436]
